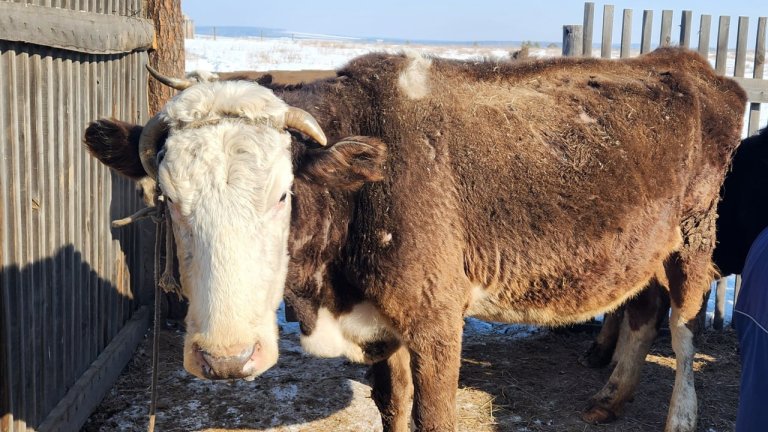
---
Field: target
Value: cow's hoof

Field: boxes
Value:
[581,404,618,424]
[578,342,613,368]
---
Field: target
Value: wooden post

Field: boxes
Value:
[698,15,712,59]
[660,10,673,47]
[601,5,614,58]
[735,16,749,78]
[714,277,727,330]
[732,275,742,328]
[146,0,185,115]
[620,9,632,58]
[583,2,595,57]
[680,10,693,48]
[641,10,653,54]
[563,25,584,57]
[715,16,730,75]
[748,17,766,136]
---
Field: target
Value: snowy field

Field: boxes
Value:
[186,35,767,135]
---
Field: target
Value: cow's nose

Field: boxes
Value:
[195,343,259,379]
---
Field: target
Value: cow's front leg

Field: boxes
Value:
[367,345,413,432]
[408,319,463,432]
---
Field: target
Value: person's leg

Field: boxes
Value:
[735,311,768,432]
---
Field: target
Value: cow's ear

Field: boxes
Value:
[296,136,387,191]
[84,119,148,180]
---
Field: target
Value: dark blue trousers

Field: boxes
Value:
[735,311,768,432]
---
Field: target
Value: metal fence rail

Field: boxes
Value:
[0,1,155,431]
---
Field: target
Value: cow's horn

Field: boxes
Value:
[284,107,328,146]
[138,114,166,179]
[146,64,194,91]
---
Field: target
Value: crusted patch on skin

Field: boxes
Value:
[398,51,432,100]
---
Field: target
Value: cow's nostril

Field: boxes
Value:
[195,343,256,379]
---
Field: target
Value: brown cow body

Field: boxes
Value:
[85,48,746,432]
[272,49,745,431]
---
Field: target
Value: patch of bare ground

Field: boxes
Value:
[84,325,739,431]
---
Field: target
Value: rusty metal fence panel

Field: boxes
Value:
[0,1,155,431]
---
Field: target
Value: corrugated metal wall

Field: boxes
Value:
[0,1,153,431]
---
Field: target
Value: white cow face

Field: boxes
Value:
[84,78,389,380]
[157,82,295,380]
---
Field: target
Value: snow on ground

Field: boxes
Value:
[185,35,552,72]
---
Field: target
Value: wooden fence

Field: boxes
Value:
[563,3,768,329]
[0,1,156,431]
[563,2,768,136]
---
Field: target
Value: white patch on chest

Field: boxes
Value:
[299,302,397,363]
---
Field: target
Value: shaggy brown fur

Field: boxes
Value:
[584,126,768,370]
[272,48,746,432]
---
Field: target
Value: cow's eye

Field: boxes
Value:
[279,192,288,203]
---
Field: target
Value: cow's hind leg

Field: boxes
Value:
[580,308,624,368]
[367,346,414,432]
[664,251,711,432]
[582,280,669,424]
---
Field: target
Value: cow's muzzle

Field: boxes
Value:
[193,342,262,380]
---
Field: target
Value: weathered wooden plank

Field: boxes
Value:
[583,2,594,57]
[733,77,768,103]
[716,16,730,75]
[6,43,27,432]
[714,277,727,330]
[106,55,117,343]
[82,51,95,373]
[660,10,673,47]
[748,17,766,135]
[41,48,59,420]
[18,48,42,427]
[28,49,46,428]
[620,9,632,58]
[734,17,749,78]
[72,52,86,380]
[37,306,150,432]
[698,15,712,59]
[95,57,104,352]
[641,10,653,54]
[0,2,154,54]
[0,43,17,432]
[562,25,583,57]
[41,49,61,424]
[680,10,693,48]
[601,5,614,59]
[732,275,742,329]
[90,57,102,359]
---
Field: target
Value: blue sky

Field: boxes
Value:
[182,1,767,44]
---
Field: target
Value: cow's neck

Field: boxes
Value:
[286,178,363,331]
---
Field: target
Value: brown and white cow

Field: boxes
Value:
[84,48,746,432]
